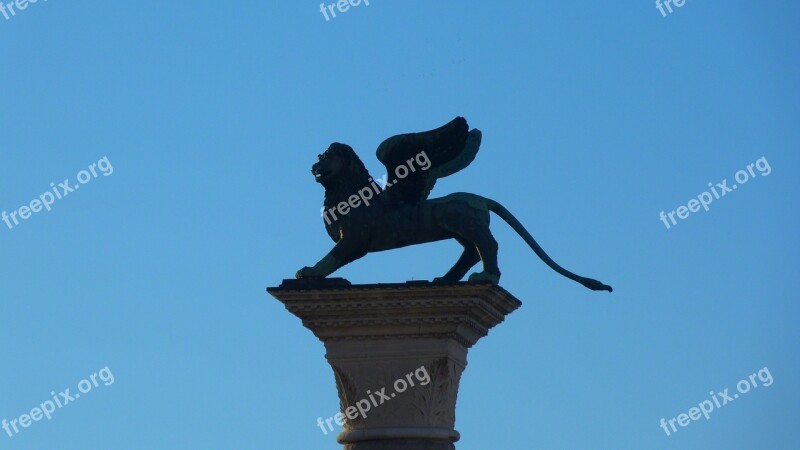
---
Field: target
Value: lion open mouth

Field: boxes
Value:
[312,168,332,182]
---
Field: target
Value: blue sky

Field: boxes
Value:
[1,1,798,449]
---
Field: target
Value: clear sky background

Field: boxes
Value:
[1,1,798,449]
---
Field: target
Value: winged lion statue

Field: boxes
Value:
[296,117,612,292]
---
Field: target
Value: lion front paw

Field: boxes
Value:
[296,266,325,279]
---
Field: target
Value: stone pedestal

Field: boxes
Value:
[268,279,522,450]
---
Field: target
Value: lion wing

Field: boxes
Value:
[375,116,482,205]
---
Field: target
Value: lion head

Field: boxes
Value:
[311,143,371,186]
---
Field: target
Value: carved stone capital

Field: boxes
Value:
[269,280,522,450]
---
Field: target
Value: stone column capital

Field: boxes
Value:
[268,280,522,450]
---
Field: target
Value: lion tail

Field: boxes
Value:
[485,198,613,292]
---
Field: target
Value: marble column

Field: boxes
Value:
[268,279,522,450]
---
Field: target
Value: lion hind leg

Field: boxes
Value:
[437,206,501,284]
[443,233,501,284]
[466,229,501,284]
[433,239,480,283]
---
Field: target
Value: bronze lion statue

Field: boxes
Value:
[296,117,612,292]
